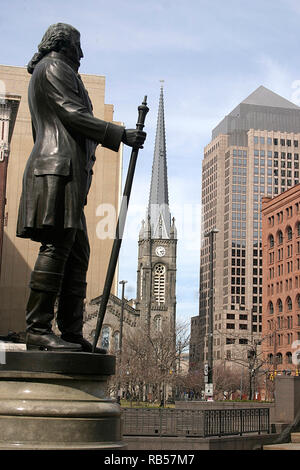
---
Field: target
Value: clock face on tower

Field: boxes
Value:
[155,246,166,257]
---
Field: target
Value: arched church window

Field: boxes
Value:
[140,264,143,300]
[113,331,120,352]
[101,325,110,350]
[154,315,162,332]
[154,264,165,305]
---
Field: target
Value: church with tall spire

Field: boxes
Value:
[83,84,177,349]
[135,83,177,334]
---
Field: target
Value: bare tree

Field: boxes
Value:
[109,321,190,405]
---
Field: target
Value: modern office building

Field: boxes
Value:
[190,85,300,372]
[262,186,300,375]
[0,65,123,334]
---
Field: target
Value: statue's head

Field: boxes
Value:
[28,23,83,74]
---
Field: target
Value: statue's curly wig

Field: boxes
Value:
[27,23,80,74]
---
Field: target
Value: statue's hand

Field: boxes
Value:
[122,129,146,149]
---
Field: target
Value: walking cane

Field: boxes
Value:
[92,96,149,352]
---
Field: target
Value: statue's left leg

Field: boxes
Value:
[56,219,106,353]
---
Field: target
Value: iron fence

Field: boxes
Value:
[122,407,270,438]
[203,408,270,437]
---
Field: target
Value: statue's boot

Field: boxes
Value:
[58,294,106,354]
[25,268,82,351]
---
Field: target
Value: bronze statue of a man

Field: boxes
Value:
[16,23,146,351]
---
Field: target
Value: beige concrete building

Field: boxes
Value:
[0,65,123,334]
[190,86,300,374]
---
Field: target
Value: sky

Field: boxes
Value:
[2,0,300,326]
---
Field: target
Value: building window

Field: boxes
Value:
[140,265,143,299]
[101,325,110,350]
[113,331,120,351]
[153,264,166,305]
[154,315,162,332]
[276,352,283,364]
[278,230,283,244]
[286,352,292,364]
[268,301,274,315]
[287,296,293,311]
[277,299,283,313]
[268,353,273,364]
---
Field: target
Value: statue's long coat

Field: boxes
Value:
[17,51,124,241]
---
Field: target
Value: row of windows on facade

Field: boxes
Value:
[255,168,298,180]
[222,300,262,315]
[204,143,220,158]
[254,173,298,184]
[268,205,300,228]
[202,166,218,187]
[267,333,296,347]
[266,352,293,365]
[253,150,299,159]
[267,296,300,315]
[268,225,300,247]
[203,217,217,232]
[268,260,300,279]
[267,276,300,295]
[224,230,247,246]
[226,337,249,345]
[202,158,218,180]
[267,315,295,330]
[233,175,299,189]
[268,243,300,263]
[253,136,299,147]
[231,284,262,295]
[203,207,217,222]
[202,190,217,206]
[226,323,262,332]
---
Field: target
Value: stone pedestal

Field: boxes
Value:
[274,376,300,424]
[0,351,125,450]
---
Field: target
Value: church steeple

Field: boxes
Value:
[146,82,172,239]
[136,83,177,334]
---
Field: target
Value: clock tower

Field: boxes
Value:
[136,84,177,334]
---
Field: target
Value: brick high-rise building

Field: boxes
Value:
[262,186,300,375]
[190,86,300,373]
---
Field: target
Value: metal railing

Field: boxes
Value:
[122,408,270,438]
[203,408,270,437]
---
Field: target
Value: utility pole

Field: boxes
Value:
[204,228,218,399]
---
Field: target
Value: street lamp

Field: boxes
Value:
[119,280,127,357]
[204,228,219,398]
[117,280,127,403]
